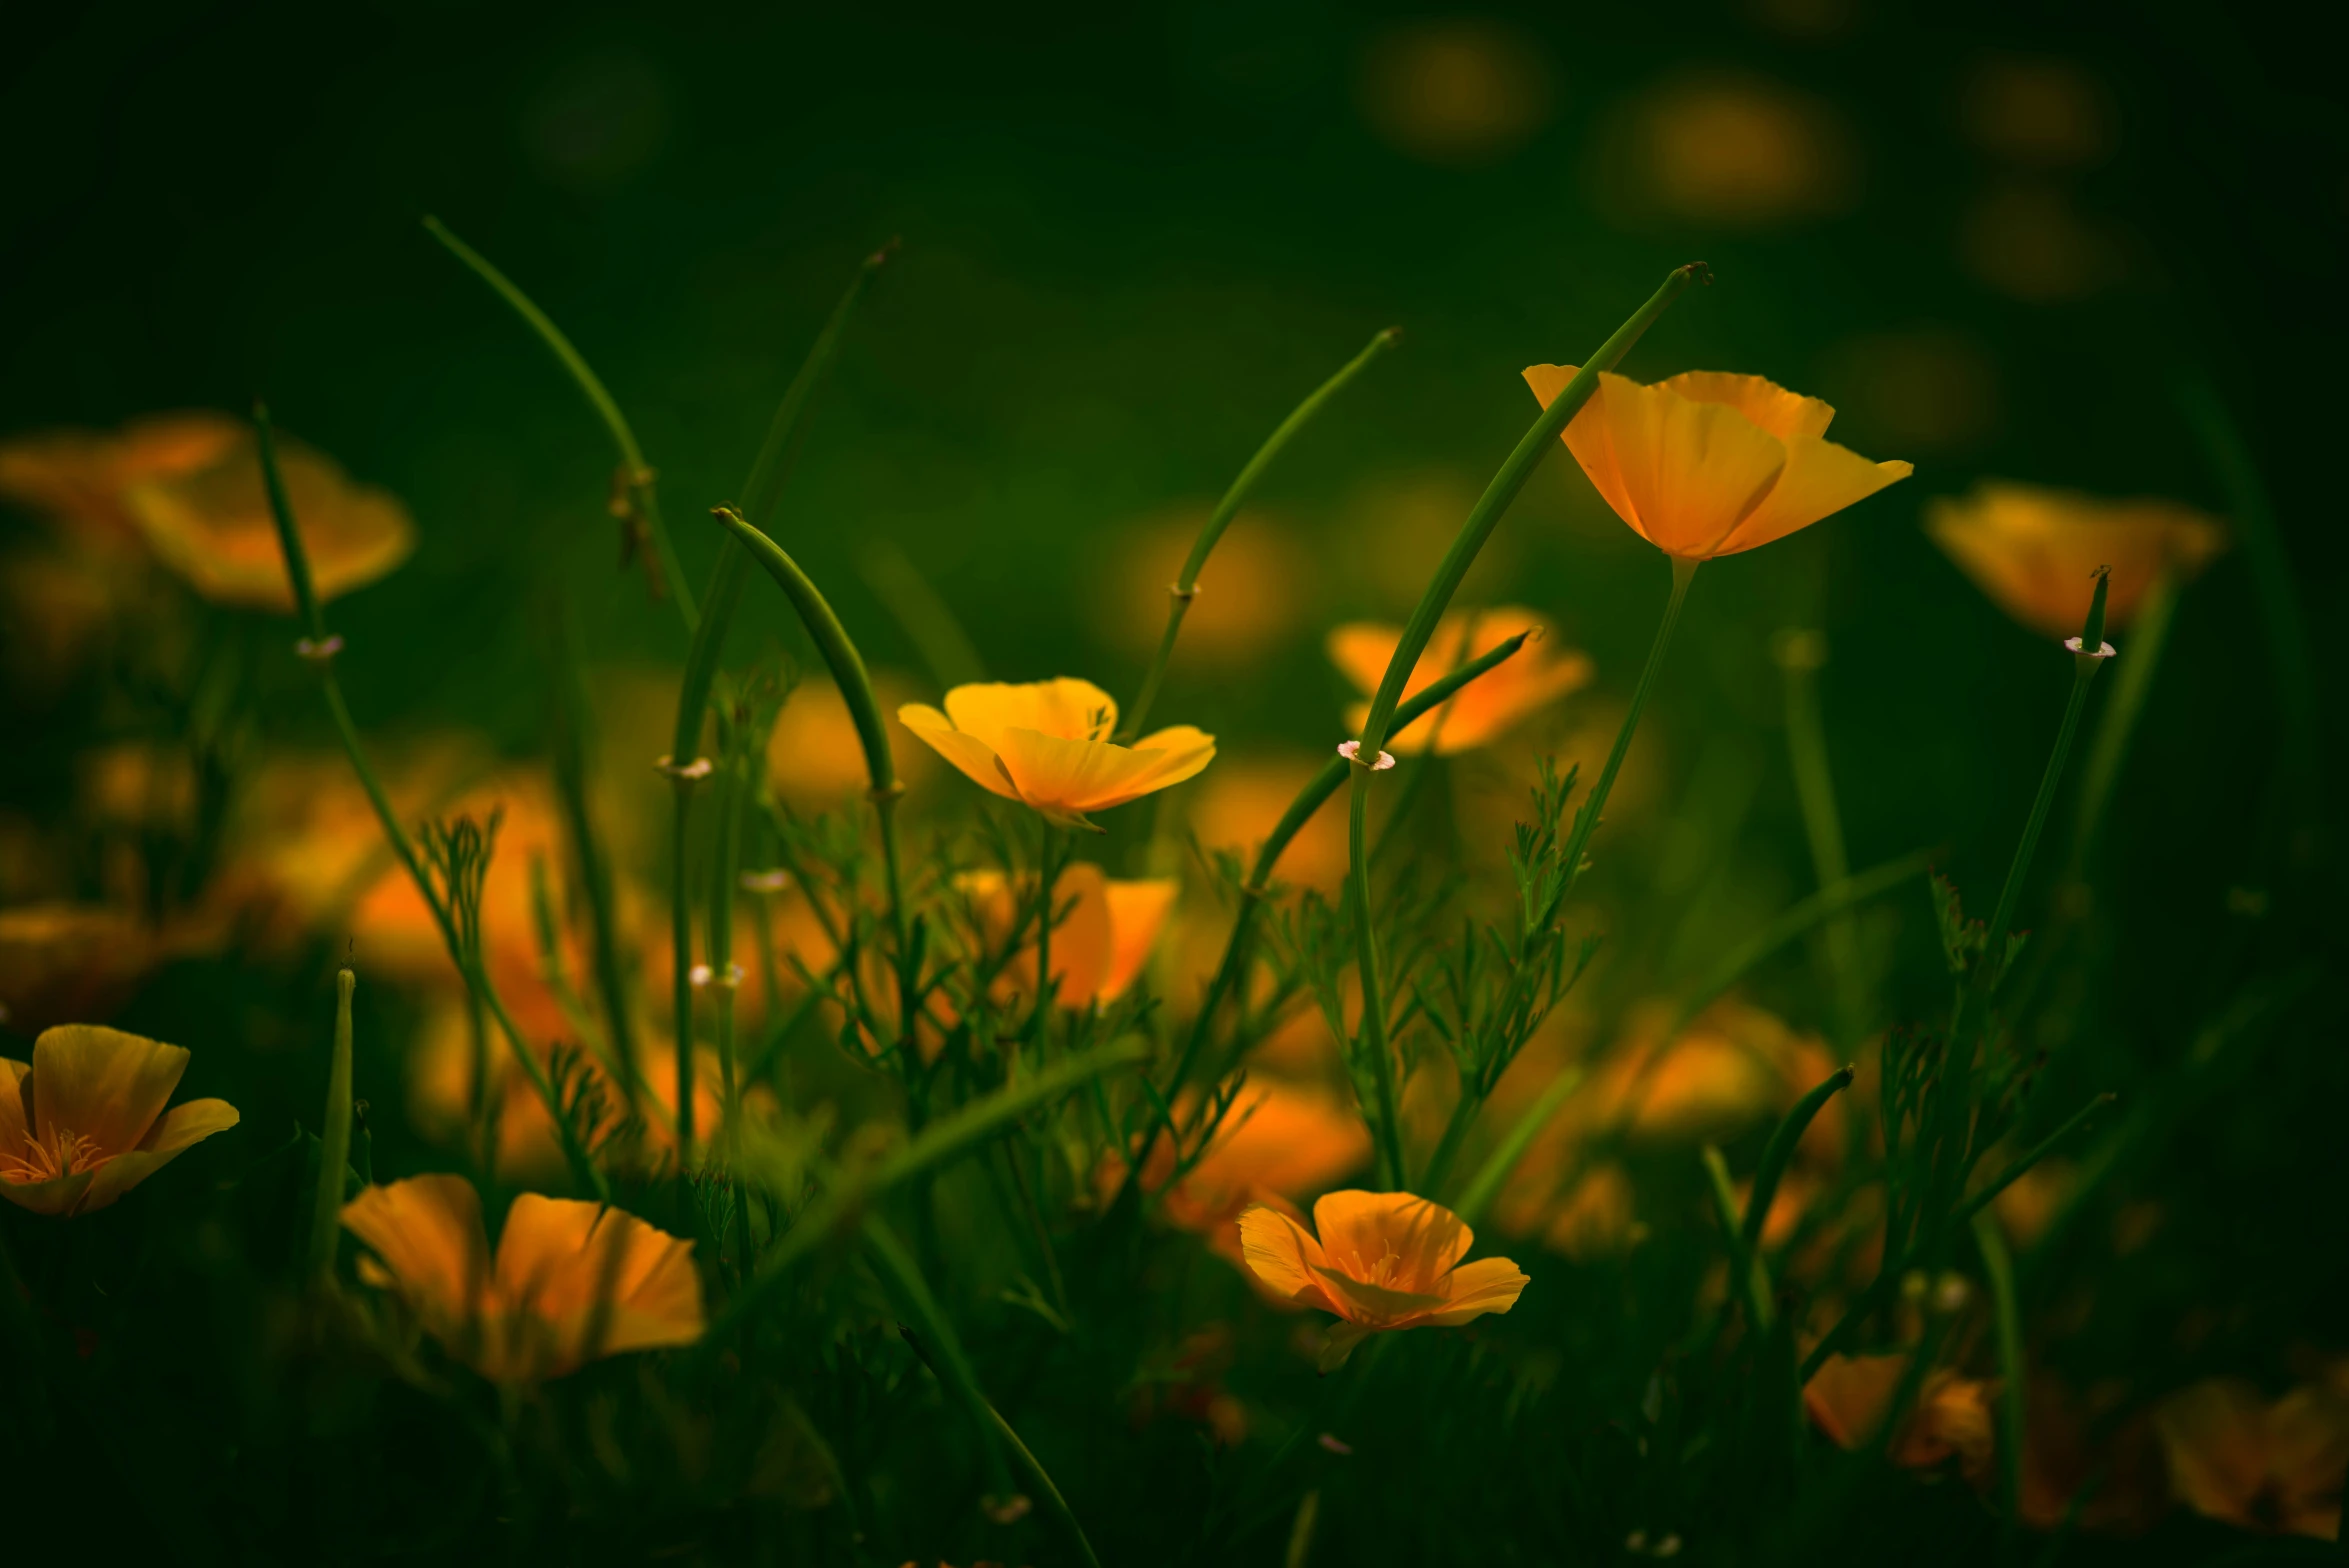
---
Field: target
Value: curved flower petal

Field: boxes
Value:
[1713,437,1912,557]
[1655,370,1836,441]
[943,678,1118,749]
[1237,1202,1334,1310]
[897,704,1020,801]
[1311,1189,1473,1294]
[343,1174,492,1339]
[75,1096,240,1213]
[0,1058,27,1154]
[1098,877,1180,1000]
[2155,1379,2275,1529]
[0,1170,97,1216]
[1110,726,1219,804]
[126,439,415,611]
[1309,1264,1449,1326]
[29,1024,187,1156]
[1424,1255,1530,1325]
[1804,1352,1908,1450]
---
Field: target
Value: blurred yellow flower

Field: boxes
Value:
[955,862,1178,1009]
[0,1024,239,1216]
[898,679,1215,830]
[766,672,934,811]
[1523,367,1911,560]
[1238,1189,1527,1369]
[1593,999,1842,1149]
[1094,506,1308,667]
[125,426,415,611]
[1159,1080,1372,1237]
[1328,606,1592,755]
[0,413,243,555]
[1185,755,1351,895]
[1805,1353,1995,1483]
[1355,19,1555,166]
[2154,1378,2349,1539]
[1611,74,1853,227]
[1926,481,2227,639]
[343,1173,703,1382]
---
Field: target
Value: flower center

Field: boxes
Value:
[1353,1241,1409,1292]
[0,1126,111,1184]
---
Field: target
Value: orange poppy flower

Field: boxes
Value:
[0,413,244,554]
[1238,1189,1528,1369]
[1522,367,1912,559]
[2153,1378,2349,1539]
[1327,606,1593,754]
[1160,1081,1374,1236]
[1926,481,2228,638]
[342,1173,704,1382]
[766,673,936,811]
[1804,1352,1996,1484]
[897,679,1215,831]
[954,861,1178,1009]
[124,425,415,611]
[0,1025,240,1217]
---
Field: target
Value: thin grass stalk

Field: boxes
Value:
[549,594,642,1104]
[1119,326,1401,742]
[2062,568,2177,892]
[1669,851,1932,1042]
[1775,631,1867,1043]
[422,216,696,625]
[1451,1065,1584,1227]
[713,1039,1148,1340]
[1973,1210,2027,1558]
[258,406,609,1201]
[1341,267,1704,1185]
[859,538,986,690]
[1702,1144,1774,1332]
[862,1217,1019,1505]
[305,967,357,1291]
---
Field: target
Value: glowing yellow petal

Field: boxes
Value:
[1711,437,1912,557]
[126,438,416,611]
[494,1194,705,1375]
[1926,481,2229,638]
[1098,877,1179,1000]
[343,1174,493,1339]
[1310,1189,1472,1294]
[0,1058,27,1156]
[1424,1255,1530,1325]
[1655,370,1836,441]
[75,1096,240,1213]
[942,678,1118,749]
[1325,623,1400,699]
[28,1024,187,1157]
[1236,1202,1333,1308]
[897,703,1020,801]
[1115,726,1219,802]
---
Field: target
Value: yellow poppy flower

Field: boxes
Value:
[897,678,1215,830]
[1327,607,1593,755]
[1926,481,2228,638]
[954,862,1178,1008]
[2154,1378,2349,1540]
[0,413,244,554]
[125,427,415,611]
[1522,366,1912,559]
[1237,1189,1528,1369]
[342,1173,704,1382]
[0,1025,240,1216]
[1804,1353,1995,1483]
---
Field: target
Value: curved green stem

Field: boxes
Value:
[306,967,357,1291]
[422,216,696,625]
[1120,326,1401,741]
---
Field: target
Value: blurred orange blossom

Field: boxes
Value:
[954,862,1177,1010]
[1805,1352,1996,1483]
[2153,1378,2349,1539]
[1327,606,1592,755]
[343,1173,703,1382]
[898,679,1214,831]
[1926,481,2227,638]
[1524,367,1911,559]
[0,1025,239,1216]
[1238,1190,1528,1369]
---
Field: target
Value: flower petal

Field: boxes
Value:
[897,704,1020,801]
[0,1058,28,1156]
[493,1195,704,1379]
[1424,1255,1530,1325]
[942,679,1119,750]
[1710,437,1911,557]
[2154,1378,2275,1530]
[1310,1190,1473,1295]
[1107,726,1219,805]
[1236,1202,1334,1310]
[1309,1264,1449,1326]
[1655,371,1837,442]
[1098,877,1179,1000]
[0,1169,96,1216]
[1326,623,1402,701]
[343,1174,492,1343]
[74,1096,240,1213]
[29,1024,188,1157]
[1804,1352,1909,1451]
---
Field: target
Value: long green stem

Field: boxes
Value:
[1119,326,1401,742]
[260,407,607,1200]
[2063,569,2176,891]
[1331,268,1703,1159]
[306,967,357,1291]
[1973,1210,2027,1558]
[549,594,641,1104]
[422,216,696,626]
[1775,630,1867,1044]
[862,1217,1018,1505]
